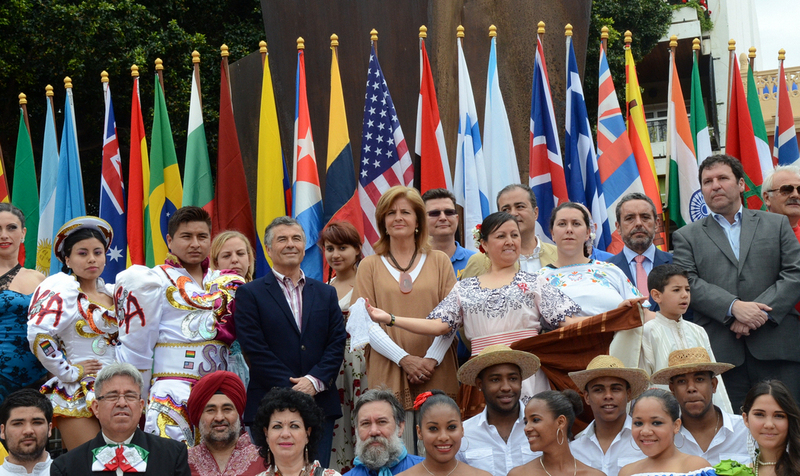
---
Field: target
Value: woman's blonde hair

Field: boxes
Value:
[373,186,431,256]
[210,230,255,282]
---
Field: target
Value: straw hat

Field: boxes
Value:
[54,216,114,263]
[650,347,734,385]
[568,355,650,400]
[457,344,540,386]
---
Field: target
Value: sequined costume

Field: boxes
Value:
[26,272,117,417]
[115,256,241,445]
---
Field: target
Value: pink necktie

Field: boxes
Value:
[633,255,649,297]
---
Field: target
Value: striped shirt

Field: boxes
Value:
[272,268,305,330]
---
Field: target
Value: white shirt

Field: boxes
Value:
[0,455,51,476]
[518,237,543,273]
[680,410,751,466]
[570,415,644,476]
[456,404,539,476]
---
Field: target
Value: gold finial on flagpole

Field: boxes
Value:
[370,29,378,42]
[297,37,305,50]
[670,35,678,49]
[101,71,109,83]
[565,24,573,37]
[331,34,339,47]
[221,44,229,57]
[419,25,427,39]
[457,25,465,38]
[155,58,164,71]
[259,41,267,54]
[538,22,546,35]
[779,48,786,61]
[64,77,73,89]
[46,85,54,97]
[601,26,609,40]
[192,50,200,64]
[489,25,497,38]
[749,46,756,59]
[624,30,632,45]
[728,39,736,51]
[131,64,139,77]
[19,93,27,105]
[693,38,700,51]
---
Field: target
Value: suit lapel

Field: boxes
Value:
[738,210,759,272]
[300,280,315,338]
[701,216,739,266]
[264,274,301,335]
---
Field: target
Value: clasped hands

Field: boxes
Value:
[730,300,771,339]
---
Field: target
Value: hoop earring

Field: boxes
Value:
[674,431,685,449]
[556,427,565,446]
[630,434,640,452]
[461,437,470,452]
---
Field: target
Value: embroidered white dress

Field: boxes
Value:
[27,273,117,417]
[115,261,241,444]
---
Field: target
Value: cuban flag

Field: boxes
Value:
[99,78,127,282]
[565,33,610,250]
[454,31,490,246]
[529,30,567,241]
[358,44,414,255]
[292,45,323,280]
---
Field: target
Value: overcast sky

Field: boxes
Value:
[757,0,800,69]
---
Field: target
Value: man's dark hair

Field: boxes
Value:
[421,188,456,207]
[615,192,657,224]
[167,206,212,238]
[698,154,745,184]
[0,389,53,426]
[647,263,689,294]
[497,183,537,210]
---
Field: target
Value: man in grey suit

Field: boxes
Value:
[673,154,800,410]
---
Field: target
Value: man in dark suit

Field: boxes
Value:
[50,362,190,476]
[235,216,346,467]
[673,154,800,409]
[608,192,673,312]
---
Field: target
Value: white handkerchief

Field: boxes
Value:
[346,298,372,352]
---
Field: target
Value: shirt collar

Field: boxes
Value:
[711,205,743,226]
[272,267,306,286]
[477,401,525,428]
[520,236,542,260]
[451,241,469,262]
[102,431,135,445]
[622,243,656,264]
[1,454,51,473]
[576,414,632,439]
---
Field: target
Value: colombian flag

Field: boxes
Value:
[147,73,183,266]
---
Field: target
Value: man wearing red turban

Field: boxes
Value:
[186,371,264,476]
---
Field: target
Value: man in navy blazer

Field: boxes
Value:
[607,193,673,312]
[235,216,346,467]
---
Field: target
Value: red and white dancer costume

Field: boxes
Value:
[115,255,241,445]
[27,273,117,417]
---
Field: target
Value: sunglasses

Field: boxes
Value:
[767,185,800,196]
[427,209,457,218]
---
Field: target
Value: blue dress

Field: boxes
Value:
[0,289,47,402]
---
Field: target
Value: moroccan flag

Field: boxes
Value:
[127,69,149,266]
[625,39,666,250]
[667,45,706,228]
[690,45,712,164]
[213,53,256,244]
[37,89,59,275]
[416,32,451,194]
[256,44,287,275]
[773,51,800,166]
[12,106,39,268]
[183,60,213,213]
[726,51,765,210]
[746,55,774,179]
[147,74,183,266]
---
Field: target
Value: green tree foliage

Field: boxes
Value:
[0,0,263,213]
[583,0,673,129]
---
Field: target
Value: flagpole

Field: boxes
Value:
[260,41,267,68]
[601,25,608,51]
[155,58,165,93]
[371,29,378,58]
[748,47,756,75]
[221,44,232,103]
[726,40,736,130]
[19,93,32,144]
[192,51,203,109]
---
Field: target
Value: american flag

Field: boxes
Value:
[358,44,413,255]
[99,79,127,281]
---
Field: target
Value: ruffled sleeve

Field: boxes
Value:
[426,280,465,337]
[529,273,582,330]
[27,273,82,383]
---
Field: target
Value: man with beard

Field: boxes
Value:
[651,348,749,466]
[0,389,52,476]
[455,345,541,476]
[186,371,262,476]
[51,362,190,476]
[568,356,649,476]
[345,389,422,476]
[608,193,673,311]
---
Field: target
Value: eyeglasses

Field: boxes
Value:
[767,185,800,196]
[426,209,457,218]
[96,392,141,403]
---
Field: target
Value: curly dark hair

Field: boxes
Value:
[251,387,325,466]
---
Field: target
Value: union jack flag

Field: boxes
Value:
[99,79,127,281]
[358,44,413,255]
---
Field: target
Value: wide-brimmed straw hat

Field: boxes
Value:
[54,216,114,263]
[650,347,734,385]
[457,344,540,386]
[568,355,650,400]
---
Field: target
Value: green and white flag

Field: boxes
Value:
[690,52,712,165]
[12,108,39,268]
[746,60,774,179]
[182,67,213,211]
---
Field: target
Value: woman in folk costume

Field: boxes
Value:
[27,216,117,450]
